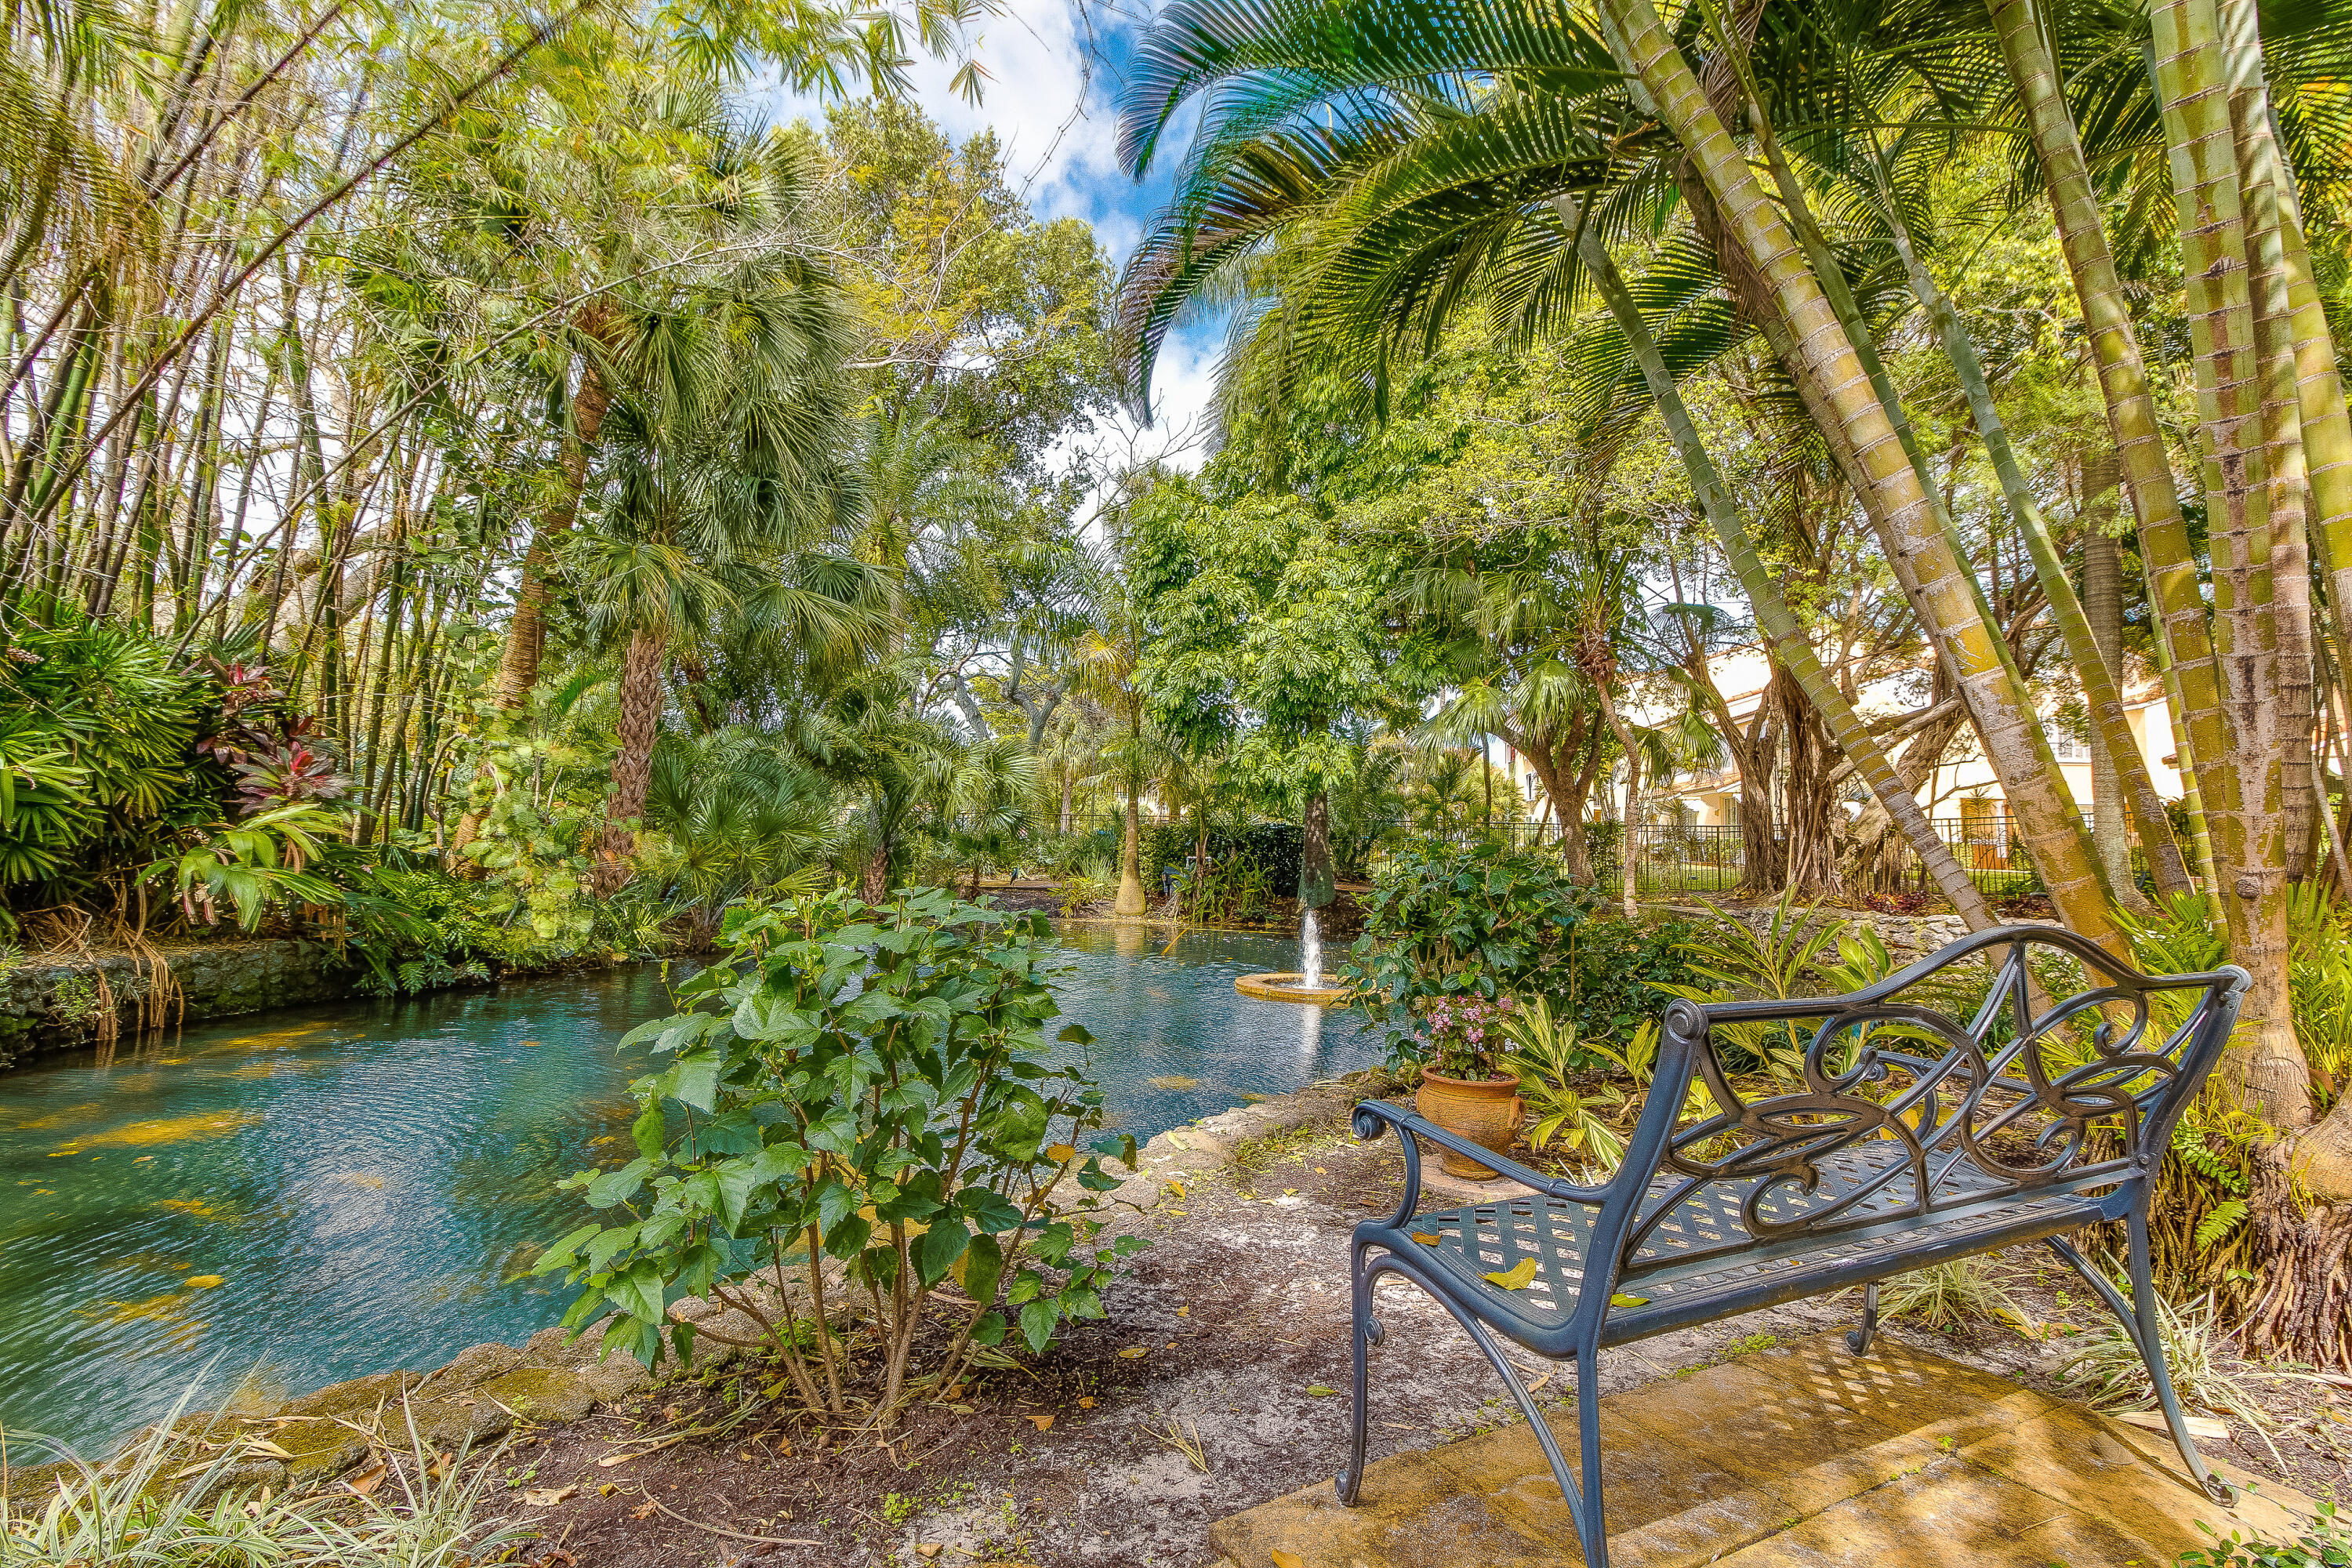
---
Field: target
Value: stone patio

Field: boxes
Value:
[1210,1330,2314,1567]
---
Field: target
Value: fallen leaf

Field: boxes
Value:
[597,1483,616,1497]
[521,1483,578,1507]
[1483,1259,1539,1290]
[1166,1178,1185,1199]
[1272,1552,1305,1568]
[1314,1167,1327,1174]
[241,1439,293,1460]
[916,1547,943,1562]
[1607,1292,1649,1308]
[426,1451,453,1481]
[630,1501,658,1520]
[1077,1396,1095,1409]
[183,1275,225,1289]
[737,1450,754,1462]
[949,1404,975,1414]
[1117,1347,1146,1359]
[343,1461,387,1497]
[1029,1414,1054,1432]
[520,1040,540,1047]
[1305,1384,1337,1397]
[1174,1306,1189,1317]
[1410,1232,1441,1245]
[1047,1143,1076,1163]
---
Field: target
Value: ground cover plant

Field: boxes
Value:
[533,888,1145,1425]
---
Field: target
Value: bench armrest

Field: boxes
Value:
[1350,1101,1613,1227]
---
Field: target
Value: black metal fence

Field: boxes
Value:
[1013,808,2039,901]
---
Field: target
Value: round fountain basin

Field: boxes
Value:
[1235,972,1353,1004]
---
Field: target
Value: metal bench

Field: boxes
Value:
[1341,925,2248,1567]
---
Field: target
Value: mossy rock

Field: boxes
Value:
[474,1365,597,1425]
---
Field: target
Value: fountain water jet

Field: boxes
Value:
[1233,906,1351,1004]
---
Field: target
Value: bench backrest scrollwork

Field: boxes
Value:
[1601,925,2247,1283]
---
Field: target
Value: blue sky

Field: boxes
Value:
[751,0,1227,468]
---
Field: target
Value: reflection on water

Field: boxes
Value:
[0,924,1377,1447]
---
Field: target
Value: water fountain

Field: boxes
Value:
[1234,906,1352,1004]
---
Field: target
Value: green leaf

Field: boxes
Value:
[1018,1296,1059,1352]
[605,1261,666,1325]
[823,1215,872,1260]
[669,1049,722,1114]
[631,1103,665,1162]
[950,1232,1004,1305]
[969,1310,1007,1347]
[917,1216,971,1285]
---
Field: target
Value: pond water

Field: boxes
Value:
[0,924,1379,1449]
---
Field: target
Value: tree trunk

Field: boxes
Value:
[1300,791,1334,909]
[592,626,664,897]
[493,322,614,712]
[1994,0,2237,900]
[1115,717,1146,916]
[2149,0,2310,1128]
[1599,5,2112,946]
[1058,767,1074,835]
[1773,664,1841,900]
[1873,180,2190,899]
[1567,194,1994,927]
[862,839,890,905]
[1595,683,1642,922]
[2082,465,2153,913]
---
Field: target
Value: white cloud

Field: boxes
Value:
[747,0,1157,260]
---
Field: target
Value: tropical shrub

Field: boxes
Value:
[1340,844,1693,1065]
[1142,819,1301,906]
[0,616,219,895]
[534,888,1145,1424]
[1498,994,1628,1174]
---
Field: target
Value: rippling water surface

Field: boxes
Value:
[0,923,1375,1446]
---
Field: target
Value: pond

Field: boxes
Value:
[0,924,1380,1449]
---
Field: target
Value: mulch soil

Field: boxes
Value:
[477,1098,2350,1568]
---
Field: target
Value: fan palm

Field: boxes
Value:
[579,239,873,891]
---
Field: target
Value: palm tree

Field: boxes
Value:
[1110,0,2068,938]
[578,244,874,893]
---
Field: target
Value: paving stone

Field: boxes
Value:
[1211,1330,2321,1568]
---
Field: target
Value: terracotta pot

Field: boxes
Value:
[1416,1066,1523,1180]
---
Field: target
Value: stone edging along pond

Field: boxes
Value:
[8,1072,1381,1501]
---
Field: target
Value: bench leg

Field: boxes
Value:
[1339,1239,1377,1506]
[1846,1280,1878,1355]
[1337,1254,1607,1563]
[2045,1225,2234,1506]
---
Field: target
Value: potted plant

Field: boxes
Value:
[1415,996,1523,1180]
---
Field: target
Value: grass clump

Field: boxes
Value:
[1,1393,521,1566]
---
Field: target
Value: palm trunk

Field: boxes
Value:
[1871,176,2188,900]
[494,357,612,710]
[1570,201,1995,927]
[1601,0,2114,946]
[2082,483,2147,911]
[1115,706,1146,916]
[2150,0,2309,1127]
[1595,683,1642,922]
[1991,0,2232,896]
[593,626,664,897]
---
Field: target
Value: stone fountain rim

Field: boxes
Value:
[1233,971,1354,1004]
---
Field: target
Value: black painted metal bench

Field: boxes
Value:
[1341,925,2248,1567]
